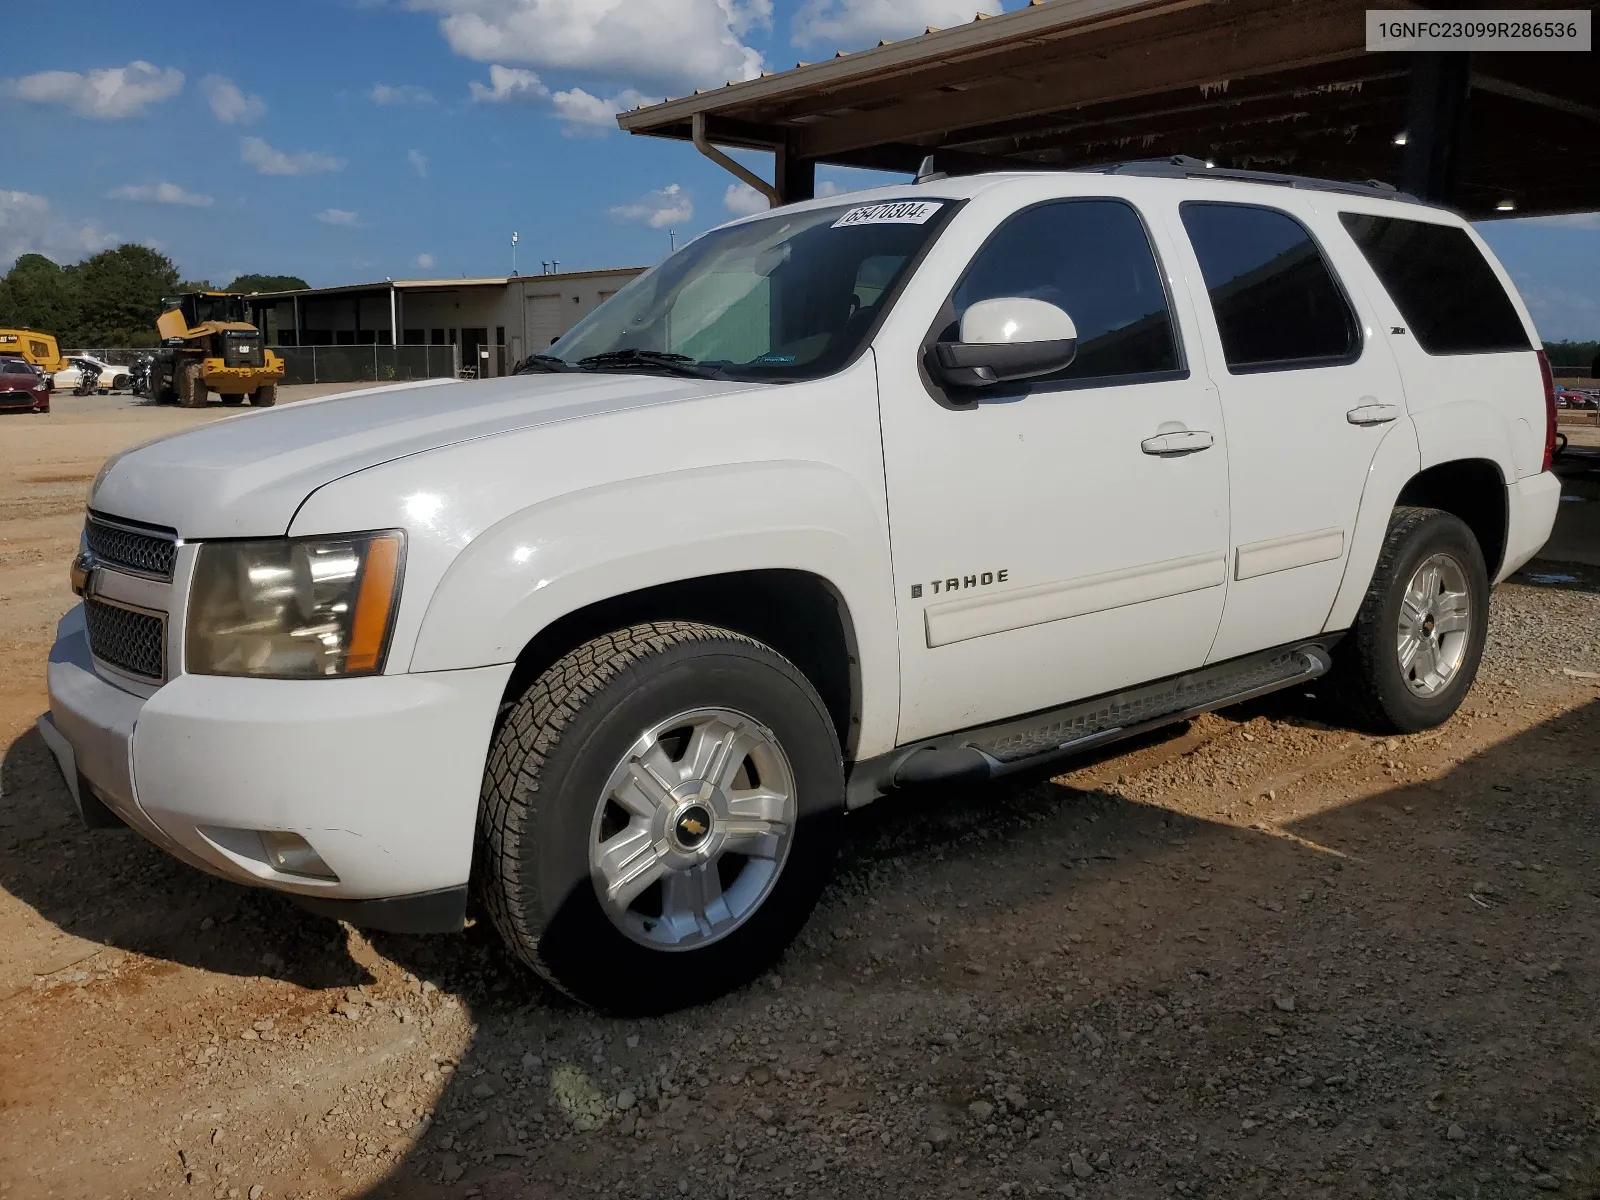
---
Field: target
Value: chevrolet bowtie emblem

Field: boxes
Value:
[679,817,707,837]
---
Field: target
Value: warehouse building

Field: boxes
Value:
[244,267,643,379]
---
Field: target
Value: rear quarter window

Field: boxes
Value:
[1338,214,1530,355]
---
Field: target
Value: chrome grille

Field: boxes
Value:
[85,513,177,579]
[84,597,166,681]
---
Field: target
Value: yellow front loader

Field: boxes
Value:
[152,292,284,407]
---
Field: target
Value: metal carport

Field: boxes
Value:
[617,0,1597,218]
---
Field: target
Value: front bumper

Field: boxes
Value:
[200,354,284,393]
[1498,470,1562,582]
[42,604,512,921]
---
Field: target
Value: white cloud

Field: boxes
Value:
[415,252,436,269]
[410,0,768,94]
[107,181,214,207]
[792,0,1000,48]
[407,148,429,176]
[723,182,769,217]
[611,183,692,229]
[0,190,116,267]
[200,74,265,124]
[4,61,183,118]
[550,86,653,135]
[241,136,345,176]
[723,178,855,217]
[468,64,549,104]
[370,82,436,105]
[316,209,361,226]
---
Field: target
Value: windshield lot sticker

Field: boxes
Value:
[832,201,944,229]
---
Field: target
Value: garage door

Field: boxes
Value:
[525,293,566,349]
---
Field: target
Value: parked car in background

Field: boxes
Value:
[53,355,130,394]
[1555,387,1597,410]
[0,356,50,412]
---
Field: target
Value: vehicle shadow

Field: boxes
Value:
[352,697,1600,1200]
[0,724,374,990]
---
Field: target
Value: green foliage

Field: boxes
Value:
[226,273,310,293]
[1544,340,1599,377]
[0,254,80,336]
[74,245,181,346]
[0,252,310,347]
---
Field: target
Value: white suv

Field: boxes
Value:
[41,163,1561,1011]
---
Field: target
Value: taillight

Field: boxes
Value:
[1537,349,1557,472]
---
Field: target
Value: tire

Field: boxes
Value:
[177,361,206,408]
[1329,506,1489,734]
[250,384,277,408]
[220,393,246,406]
[478,621,844,1013]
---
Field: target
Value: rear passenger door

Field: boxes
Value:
[1172,200,1407,661]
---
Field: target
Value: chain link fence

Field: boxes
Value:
[271,345,462,385]
[68,345,463,385]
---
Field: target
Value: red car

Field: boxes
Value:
[0,355,50,412]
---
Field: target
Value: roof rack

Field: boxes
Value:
[1094,155,1416,202]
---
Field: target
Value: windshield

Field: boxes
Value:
[546,199,953,382]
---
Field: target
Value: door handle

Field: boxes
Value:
[1141,430,1214,456]
[1346,403,1401,426]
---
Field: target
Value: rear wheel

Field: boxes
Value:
[478,621,844,1013]
[1329,506,1489,734]
[176,361,206,408]
[250,384,277,408]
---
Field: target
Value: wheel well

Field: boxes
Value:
[1396,459,1507,576]
[499,570,860,756]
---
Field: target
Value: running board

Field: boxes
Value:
[846,639,1337,808]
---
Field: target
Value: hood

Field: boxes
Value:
[91,373,752,538]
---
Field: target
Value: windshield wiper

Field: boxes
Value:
[514,354,579,374]
[577,349,723,379]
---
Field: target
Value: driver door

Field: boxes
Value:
[877,197,1232,743]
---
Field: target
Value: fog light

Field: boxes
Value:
[258,831,338,880]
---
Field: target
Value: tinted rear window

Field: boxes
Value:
[1339,214,1530,355]
[1180,202,1359,372]
[1,360,34,374]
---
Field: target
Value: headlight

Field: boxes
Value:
[186,531,404,678]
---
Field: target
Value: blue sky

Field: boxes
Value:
[2,0,1595,340]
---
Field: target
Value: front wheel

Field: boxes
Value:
[250,384,277,407]
[177,361,206,408]
[1329,506,1489,734]
[477,621,844,1013]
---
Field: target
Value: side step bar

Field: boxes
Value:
[846,638,1337,808]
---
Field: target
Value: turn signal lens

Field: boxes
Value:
[1537,349,1557,472]
[187,531,405,678]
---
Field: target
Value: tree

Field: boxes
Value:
[74,244,181,346]
[0,254,79,337]
[178,279,215,292]
[226,273,309,293]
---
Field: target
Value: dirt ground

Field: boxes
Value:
[2,396,1599,1200]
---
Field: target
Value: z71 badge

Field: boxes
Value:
[911,569,1008,599]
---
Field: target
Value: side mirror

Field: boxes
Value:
[931,297,1078,388]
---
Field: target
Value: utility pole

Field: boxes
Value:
[510,230,519,276]
[668,229,676,253]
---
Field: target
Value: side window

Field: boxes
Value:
[950,199,1180,383]
[1338,213,1530,355]
[1180,202,1359,372]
